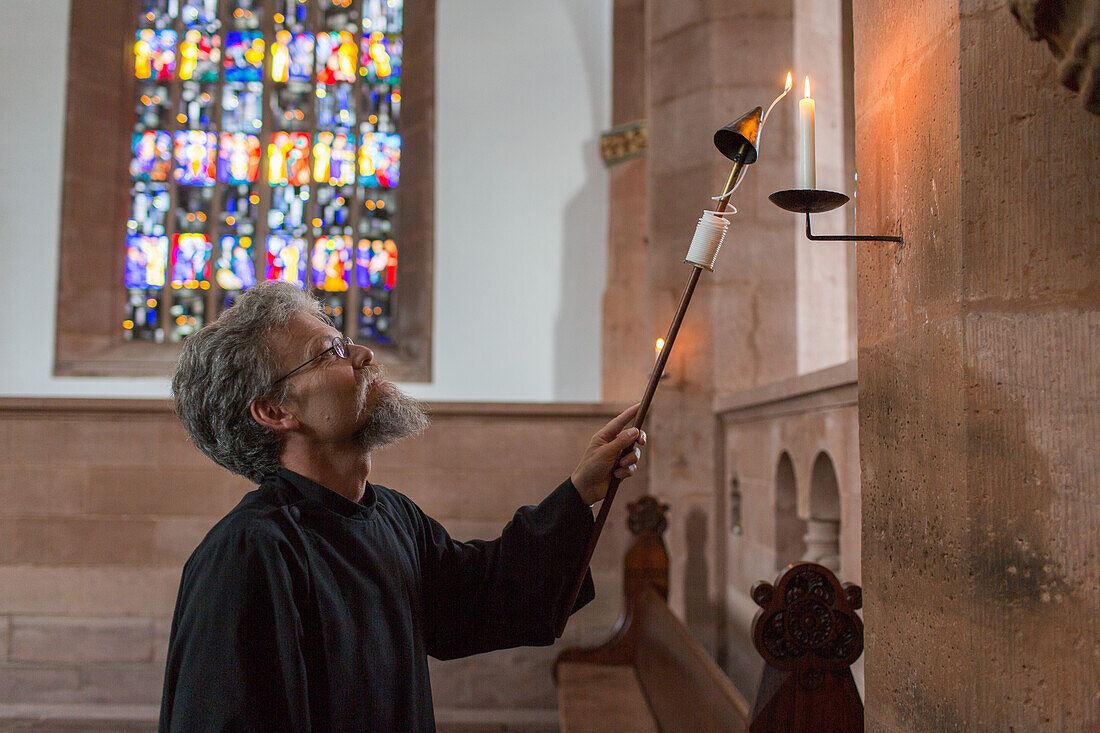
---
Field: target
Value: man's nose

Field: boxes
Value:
[351,342,374,367]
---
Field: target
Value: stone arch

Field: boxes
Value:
[775,451,807,569]
[802,451,841,571]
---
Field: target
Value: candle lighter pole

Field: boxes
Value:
[555,109,765,638]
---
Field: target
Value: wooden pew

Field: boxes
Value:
[554,497,863,733]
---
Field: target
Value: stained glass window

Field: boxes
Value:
[125,0,404,344]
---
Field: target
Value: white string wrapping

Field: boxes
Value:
[684,210,732,271]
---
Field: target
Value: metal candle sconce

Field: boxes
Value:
[769,188,903,244]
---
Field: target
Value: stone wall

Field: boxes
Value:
[0,399,642,730]
[641,0,798,657]
[715,361,861,700]
[853,0,1100,728]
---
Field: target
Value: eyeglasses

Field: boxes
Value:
[271,336,354,387]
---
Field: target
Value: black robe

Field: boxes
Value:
[159,467,595,731]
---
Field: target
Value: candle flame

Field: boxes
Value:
[655,338,665,354]
[804,76,811,98]
[784,71,793,91]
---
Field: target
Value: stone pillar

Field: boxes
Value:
[602,0,652,403]
[800,518,840,572]
[644,1,796,652]
[854,0,1100,728]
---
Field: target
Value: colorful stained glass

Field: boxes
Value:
[135,29,177,81]
[178,30,221,82]
[131,130,172,181]
[225,31,264,82]
[129,184,170,235]
[215,235,257,291]
[170,233,213,288]
[269,185,309,231]
[222,185,258,231]
[315,186,351,228]
[179,82,217,128]
[229,0,261,30]
[362,86,399,133]
[356,238,397,290]
[359,189,394,237]
[173,130,217,185]
[222,83,263,131]
[311,235,352,291]
[181,0,218,27]
[313,132,356,185]
[317,31,358,84]
[363,0,402,33]
[139,0,176,29]
[266,235,307,286]
[318,84,355,128]
[125,0,408,344]
[271,31,315,83]
[125,287,161,341]
[218,133,261,184]
[135,83,172,128]
[273,84,312,129]
[175,185,214,233]
[125,234,168,288]
[170,291,206,339]
[268,132,311,186]
[361,32,401,85]
[358,291,392,342]
[358,132,400,187]
[276,0,309,29]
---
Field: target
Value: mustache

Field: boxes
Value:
[355,364,387,416]
[356,363,386,387]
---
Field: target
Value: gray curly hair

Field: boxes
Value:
[171,281,328,483]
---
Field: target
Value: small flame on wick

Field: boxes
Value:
[761,72,795,127]
[655,338,665,355]
[804,76,811,98]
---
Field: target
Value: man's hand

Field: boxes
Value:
[570,404,646,506]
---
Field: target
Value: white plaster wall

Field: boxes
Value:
[0,0,609,402]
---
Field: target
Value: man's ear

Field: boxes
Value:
[250,396,300,433]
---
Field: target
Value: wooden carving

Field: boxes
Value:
[751,563,863,674]
[748,563,864,732]
[599,121,648,165]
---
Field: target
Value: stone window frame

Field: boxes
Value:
[54,0,433,381]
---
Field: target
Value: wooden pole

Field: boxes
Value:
[555,150,746,637]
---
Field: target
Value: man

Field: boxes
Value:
[160,281,644,731]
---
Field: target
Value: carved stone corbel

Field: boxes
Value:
[1009,0,1100,115]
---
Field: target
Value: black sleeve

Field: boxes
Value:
[417,478,596,660]
[159,526,311,732]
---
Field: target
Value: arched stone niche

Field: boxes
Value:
[801,451,841,572]
[775,451,807,569]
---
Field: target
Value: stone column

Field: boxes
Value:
[644,1,797,652]
[602,0,652,403]
[800,518,840,572]
[854,0,1100,728]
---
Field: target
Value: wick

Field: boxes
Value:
[762,85,792,127]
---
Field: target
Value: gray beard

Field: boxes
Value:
[352,378,430,452]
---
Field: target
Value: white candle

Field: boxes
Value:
[798,76,816,189]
